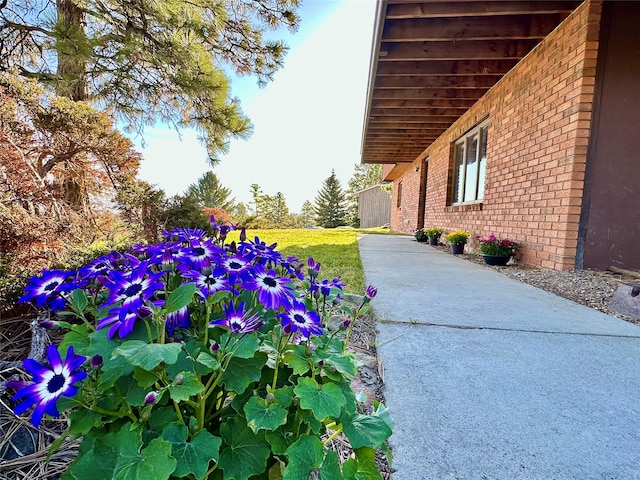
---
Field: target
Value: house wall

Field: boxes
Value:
[358,186,391,228]
[389,0,601,270]
[579,1,640,269]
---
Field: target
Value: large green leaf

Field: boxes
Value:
[164,282,196,313]
[294,377,345,420]
[219,416,271,480]
[341,412,392,450]
[114,341,182,370]
[283,435,324,480]
[220,352,267,394]
[168,371,204,402]
[64,426,176,480]
[342,447,382,480]
[325,353,358,377]
[225,332,260,359]
[283,345,312,375]
[162,423,221,480]
[320,450,343,480]
[116,375,147,406]
[244,396,288,433]
[196,351,221,372]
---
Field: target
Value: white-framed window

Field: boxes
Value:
[451,120,488,204]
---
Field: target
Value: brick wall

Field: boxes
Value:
[390,0,601,270]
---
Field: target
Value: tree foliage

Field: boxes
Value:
[0,72,140,271]
[346,164,383,227]
[1,0,301,161]
[185,171,235,211]
[314,170,347,228]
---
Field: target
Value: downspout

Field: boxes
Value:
[359,0,388,162]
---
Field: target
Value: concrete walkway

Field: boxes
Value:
[358,234,640,480]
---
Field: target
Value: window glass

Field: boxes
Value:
[450,120,488,204]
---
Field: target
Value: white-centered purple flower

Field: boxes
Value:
[182,270,230,298]
[164,227,207,243]
[97,303,155,339]
[213,253,253,283]
[179,239,224,271]
[12,345,87,427]
[278,300,322,338]
[242,265,294,310]
[19,270,77,312]
[310,276,345,298]
[102,261,164,312]
[209,301,263,333]
[238,236,281,265]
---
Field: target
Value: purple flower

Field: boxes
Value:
[145,391,159,405]
[278,300,323,338]
[209,302,263,333]
[164,227,206,243]
[239,237,281,265]
[307,257,321,280]
[166,305,190,337]
[179,239,224,271]
[365,285,377,300]
[19,270,77,312]
[310,276,344,298]
[102,261,164,313]
[97,303,155,339]
[214,253,253,283]
[242,265,294,310]
[77,256,113,283]
[12,345,87,427]
[182,270,230,298]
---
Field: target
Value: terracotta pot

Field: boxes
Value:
[481,254,511,266]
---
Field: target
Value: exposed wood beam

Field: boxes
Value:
[375,59,517,76]
[385,2,581,19]
[379,39,540,60]
[382,14,567,41]
[372,87,489,99]
[369,119,454,128]
[371,108,467,116]
[371,98,477,108]
[374,75,498,89]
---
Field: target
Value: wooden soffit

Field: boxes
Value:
[361,0,584,165]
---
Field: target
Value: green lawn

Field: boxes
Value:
[230,229,365,294]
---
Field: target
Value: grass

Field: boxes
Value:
[229,229,365,294]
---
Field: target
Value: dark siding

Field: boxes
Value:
[358,187,391,228]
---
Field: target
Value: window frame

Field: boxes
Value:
[450,120,488,205]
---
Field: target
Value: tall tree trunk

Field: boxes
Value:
[56,0,89,208]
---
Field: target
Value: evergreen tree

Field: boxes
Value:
[300,200,315,227]
[185,172,235,211]
[250,184,263,215]
[346,164,383,227]
[314,170,347,228]
[1,0,300,161]
[257,191,291,228]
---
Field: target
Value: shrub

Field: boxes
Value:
[444,229,470,245]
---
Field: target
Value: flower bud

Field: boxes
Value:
[266,392,275,403]
[239,226,247,242]
[38,320,56,329]
[90,355,103,368]
[210,342,220,353]
[365,285,377,301]
[174,374,185,385]
[145,391,159,405]
[341,319,351,330]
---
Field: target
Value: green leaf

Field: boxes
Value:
[294,377,346,420]
[165,282,196,313]
[283,435,324,480]
[265,429,295,455]
[196,351,221,372]
[59,326,91,356]
[273,386,294,408]
[115,341,182,370]
[221,352,267,394]
[226,332,260,359]
[219,416,271,480]
[208,289,232,306]
[117,376,147,406]
[320,450,343,480]
[162,423,221,480]
[67,409,102,435]
[341,412,392,449]
[69,288,88,313]
[168,371,204,402]
[342,447,382,480]
[64,425,176,480]
[244,396,288,433]
[325,353,358,377]
[283,345,312,375]
[133,367,159,388]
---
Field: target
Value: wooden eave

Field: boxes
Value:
[360,0,584,166]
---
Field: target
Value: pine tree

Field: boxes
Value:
[185,172,235,211]
[314,170,347,228]
[300,200,315,227]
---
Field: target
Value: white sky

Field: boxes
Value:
[133,0,377,213]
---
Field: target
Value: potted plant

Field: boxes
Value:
[414,228,429,242]
[477,234,518,266]
[425,227,444,245]
[444,229,470,255]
